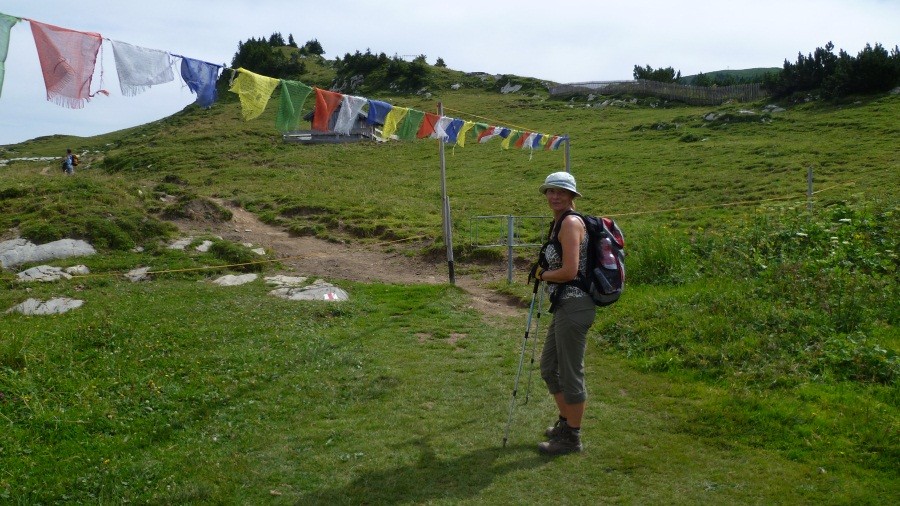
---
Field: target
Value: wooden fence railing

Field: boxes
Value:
[549,79,767,105]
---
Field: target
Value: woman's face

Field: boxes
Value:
[544,187,574,213]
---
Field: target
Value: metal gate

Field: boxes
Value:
[470,215,549,283]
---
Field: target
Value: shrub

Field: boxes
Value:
[19,220,64,244]
[601,197,898,386]
[208,241,264,272]
[628,227,700,285]
[83,216,135,250]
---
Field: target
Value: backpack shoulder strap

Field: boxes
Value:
[548,210,584,242]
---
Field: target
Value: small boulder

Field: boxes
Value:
[125,267,151,282]
[212,273,258,286]
[265,275,308,287]
[7,297,84,315]
[65,265,90,276]
[0,238,96,269]
[17,265,71,282]
[269,279,349,301]
[168,237,193,250]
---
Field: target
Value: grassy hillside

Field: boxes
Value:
[5,86,896,244]
[1,79,897,502]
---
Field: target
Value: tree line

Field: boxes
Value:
[765,42,900,98]
[230,33,324,79]
[332,50,430,92]
[634,41,900,99]
[231,33,899,100]
[229,34,440,92]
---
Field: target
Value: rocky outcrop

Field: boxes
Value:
[6,298,84,315]
[0,238,96,269]
[269,279,349,301]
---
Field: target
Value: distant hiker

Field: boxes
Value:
[530,171,597,455]
[62,148,76,175]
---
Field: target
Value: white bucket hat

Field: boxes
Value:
[538,171,582,198]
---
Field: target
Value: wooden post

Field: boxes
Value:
[507,215,515,283]
[807,166,814,212]
[438,102,455,284]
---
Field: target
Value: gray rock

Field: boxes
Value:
[500,83,522,94]
[7,297,84,315]
[195,240,213,252]
[265,275,308,287]
[17,265,72,282]
[125,267,151,282]
[0,238,96,269]
[212,273,258,286]
[168,237,193,250]
[65,265,90,276]
[269,280,349,301]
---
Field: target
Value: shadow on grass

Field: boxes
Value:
[298,438,548,504]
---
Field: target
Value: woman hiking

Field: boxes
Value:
[531,171,597,455]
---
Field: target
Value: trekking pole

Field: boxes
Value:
[502,278,541,447]
[523,284,545,404]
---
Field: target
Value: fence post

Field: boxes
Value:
[507,215,515,283]
[807,166,814,212]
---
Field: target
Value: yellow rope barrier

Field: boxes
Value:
[441,106,540,134]
[608,182,854,218]
[68,234,433,280]
[64,182,853,280]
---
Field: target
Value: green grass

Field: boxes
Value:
[1,83,897,502]
[2,278,895,503]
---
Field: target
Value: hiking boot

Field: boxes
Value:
[538,426,582,456]
[545,418,568,439]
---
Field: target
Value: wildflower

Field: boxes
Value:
[796,232,808,237]
[838,218,852,223]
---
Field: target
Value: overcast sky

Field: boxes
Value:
[1,0,897,146]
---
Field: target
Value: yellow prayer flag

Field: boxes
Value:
[501,130,518,150]
[382,106,409,139]
[456,121,476,147]
[229,68,280,120]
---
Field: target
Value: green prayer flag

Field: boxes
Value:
[276,80,313,133]
[396,109,425,140]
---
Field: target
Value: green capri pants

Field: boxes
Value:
[540,294,596,404]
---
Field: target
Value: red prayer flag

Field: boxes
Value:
[29,20,102,109]
[416,112,441,139]
[544,135,559,150]
[515,131,531,149]
[312,88,343,131]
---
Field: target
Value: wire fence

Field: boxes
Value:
[470,215,549,283]
[550,79,767,105]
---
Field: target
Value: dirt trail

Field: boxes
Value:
[176,202,525,319]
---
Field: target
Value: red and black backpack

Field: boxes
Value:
[542,210,626,307]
